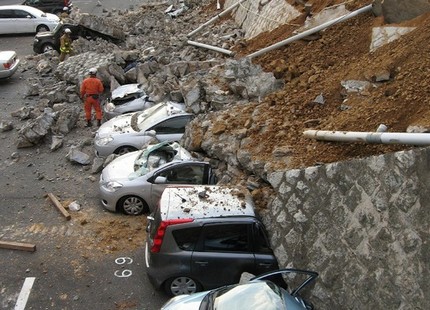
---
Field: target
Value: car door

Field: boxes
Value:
[0,9,16,34]
[147,162,211,210]
[148,115,192,143]
[251,221,279,276]
[13,9,35,33]
[190,222,256,290]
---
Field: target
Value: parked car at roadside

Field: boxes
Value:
[94,101,193,157]
[103,83,155,120]
[0,5,60,34]
[145,185,279,296]
[0,51,19,79]
[22,0,72,15]
[99,141,217,215]
[162,268,319,310]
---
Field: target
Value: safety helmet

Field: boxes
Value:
[63,7,69,11]
[88,68,97,75]
[64,28,71,33]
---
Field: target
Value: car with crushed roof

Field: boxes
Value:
[161,268,319,310]
[94,101,193,157]
[103,83,155,120]
[99,141,217,215]
[145,185,279,296]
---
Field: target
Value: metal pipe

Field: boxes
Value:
[187,0,248,38]
[187,40,235,56]
[246,4,373,59]
[304,130,430,146]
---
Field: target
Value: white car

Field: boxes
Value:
[0,51,20,79]
[103,83,155,120]
[94,101,193,157]
[0,5,60,34]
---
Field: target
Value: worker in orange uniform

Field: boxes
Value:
[80,68,104,127]
[59,28,72,62]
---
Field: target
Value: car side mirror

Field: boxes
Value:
[154,176,167,184]
[146,130,156,137]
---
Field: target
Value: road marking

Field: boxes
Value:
[14,277,35,310]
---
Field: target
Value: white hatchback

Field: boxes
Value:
[0,5,60,34]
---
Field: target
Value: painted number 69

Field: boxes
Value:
[114,257,133,278]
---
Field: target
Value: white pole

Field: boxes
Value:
[246,4,373,59]
[304,130,430,146]
[187,0,248,38]
[187,40,235,56]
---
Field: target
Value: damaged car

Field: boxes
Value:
[94,101,193,157]
[103,83,155,120]
[99,141,217,215]
[161,269,319,309]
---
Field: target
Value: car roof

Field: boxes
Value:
[0,5,45,15]
[159,185,256,220]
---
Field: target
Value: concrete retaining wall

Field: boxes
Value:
[262,147,430,309]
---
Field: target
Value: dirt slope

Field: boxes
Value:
[226,0,430,169]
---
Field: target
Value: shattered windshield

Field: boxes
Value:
[128,142,181,179]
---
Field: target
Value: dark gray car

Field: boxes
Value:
[145,185,279,296]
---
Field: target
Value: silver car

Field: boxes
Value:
[94,101,193,157]
[161,269,319,310]
[103,83,155,120]
[99,142,217,215]
[0,51,20,79]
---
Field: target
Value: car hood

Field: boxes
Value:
[161,292,208,310]
[111,83,143,99]
[102,151,141,182]
[96,113,136,137]
[45,13,60,21]
[35,31,55,39]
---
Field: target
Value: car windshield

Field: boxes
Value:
[53,23,65,34]
[200,281,285,310]
[132,102,184,132]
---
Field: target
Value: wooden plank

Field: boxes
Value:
[0,240,36,252]
[47,193,71,220]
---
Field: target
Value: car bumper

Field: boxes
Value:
[145,242,163,289]
[0,58,19,79]
[99,177,119,212]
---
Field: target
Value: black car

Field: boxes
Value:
[22,0,72,15]
[33,22,119,54]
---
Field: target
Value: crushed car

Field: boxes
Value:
[99,141,217,215]
[103,83,155,120]
[94,101,193,157]
[161,269,319,310]
[33,21,120,54]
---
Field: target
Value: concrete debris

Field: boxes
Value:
[50,135,64,151]
[66,146,91,165]
[17,109,57,148]
[0,121,14,132]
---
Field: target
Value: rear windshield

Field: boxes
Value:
[172,227,201,251]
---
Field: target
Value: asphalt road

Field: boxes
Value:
[0,1,170,309]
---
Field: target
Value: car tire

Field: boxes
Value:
[164,276,201,296]
[36,25,50,33]
[118,196,149,215]
[41,43,55,53]
[115,146,138,155]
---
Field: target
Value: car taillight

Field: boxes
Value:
[150,218,193,253]
[3,62,12,69]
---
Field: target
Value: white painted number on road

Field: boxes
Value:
[114,257,133,278]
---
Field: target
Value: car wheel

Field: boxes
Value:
[42,44,55,53]
[115,146,137,156]
[36,25,50,33]
[164,276,201,296]
[118,196,148,215]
